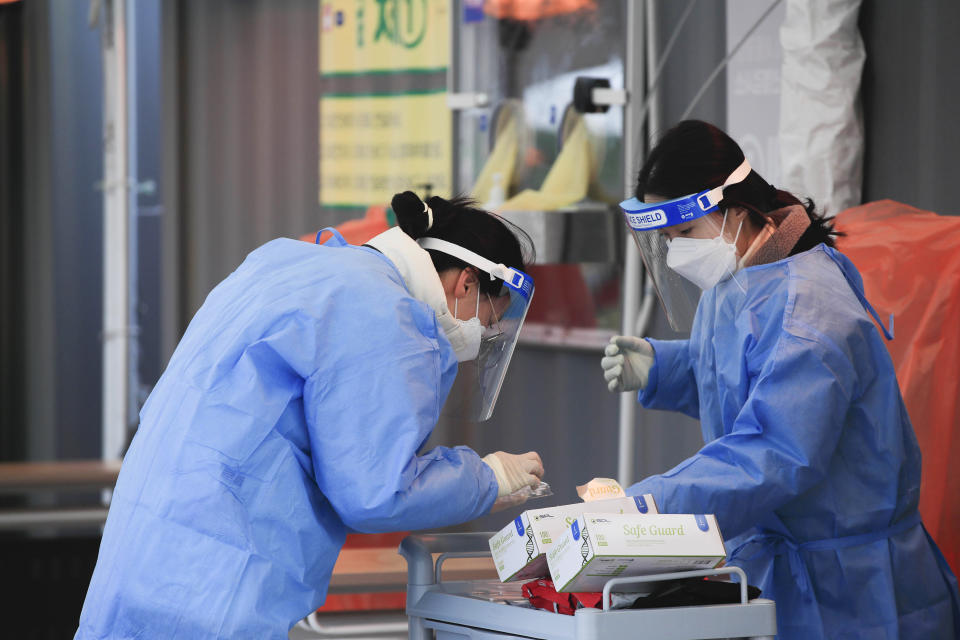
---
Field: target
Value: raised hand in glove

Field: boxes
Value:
[601,335,654,392]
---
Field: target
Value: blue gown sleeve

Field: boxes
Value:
[640,338,700,419]
[303,301,498,534]
[628,331,857,540]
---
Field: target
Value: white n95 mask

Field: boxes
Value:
[444,317,482,362]
[665,213,742,290]
[442,292,483,362]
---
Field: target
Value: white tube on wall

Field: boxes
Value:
[125,0,140,446]
[617,0,654,490]
[101,0,131,462]
[779,0,865,214]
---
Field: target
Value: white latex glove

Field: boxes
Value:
[482,451,544,498]
[601,335,654,392]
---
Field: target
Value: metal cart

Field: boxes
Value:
[400,533,776,640]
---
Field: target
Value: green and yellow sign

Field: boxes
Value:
[319,0,452,207]
[319,91,451,207]
[319,0,450,75]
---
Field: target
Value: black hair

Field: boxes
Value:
[636,120,841,251]
[390,190,535,296]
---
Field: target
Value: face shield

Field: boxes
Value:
[418,237,534,421]
[618,159,752,332]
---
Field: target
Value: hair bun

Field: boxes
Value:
[391,191,431,239]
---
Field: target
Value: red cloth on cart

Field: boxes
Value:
[521,579,601,615]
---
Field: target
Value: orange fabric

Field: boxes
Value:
[317,533,408,613]
[301,206,391,246]
[340,532,408,549]
[834,200,960,575]
[318,593,406,613]
[484,0,596,21]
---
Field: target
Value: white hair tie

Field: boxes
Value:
[423,202,434,230]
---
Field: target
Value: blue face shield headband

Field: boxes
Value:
[616,158,753,332]
[619,158,753,231]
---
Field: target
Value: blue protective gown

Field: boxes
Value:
[631,244,959,638]
[75,235,498,639]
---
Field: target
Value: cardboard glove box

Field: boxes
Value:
[489,495,657,582]
[547,512,727,593]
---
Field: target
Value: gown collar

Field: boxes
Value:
[365,227,459,336]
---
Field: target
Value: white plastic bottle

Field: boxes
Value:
[484,172,506,210]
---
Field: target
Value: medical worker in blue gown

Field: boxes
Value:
[76,191,544,639]
[601,121,959,638]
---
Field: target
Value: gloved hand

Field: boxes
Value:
[601,335,654,392]
[482,451,544,498]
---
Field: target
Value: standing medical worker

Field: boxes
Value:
[76,191,544,639]
[602,121,959,638]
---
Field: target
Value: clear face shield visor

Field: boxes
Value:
[618,159,752,332]
[418,237,535,422]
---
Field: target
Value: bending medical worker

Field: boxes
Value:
[76,191,544,639]
[602,121,959,638]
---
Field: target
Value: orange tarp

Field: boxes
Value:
[483,0,596,21]
[302,206,391,246]
[835,200,960,575]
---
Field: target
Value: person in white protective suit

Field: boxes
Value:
[75,190,543,639]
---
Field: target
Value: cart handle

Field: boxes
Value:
[434,551,493,584]
[399,533,497,586]
[601,566,749,611]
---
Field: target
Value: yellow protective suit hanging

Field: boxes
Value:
[498,118,591,212]
[472,115,519,206]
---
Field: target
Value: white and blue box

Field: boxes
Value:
[489,495,657,583]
